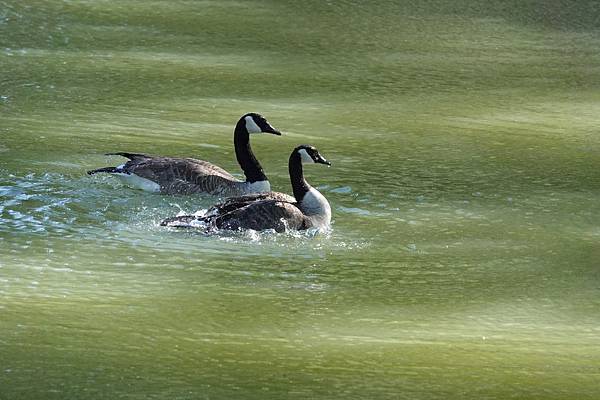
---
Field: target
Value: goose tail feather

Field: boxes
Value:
[105,152,150,160]
[160,215,202,227]
[87,166,120,175]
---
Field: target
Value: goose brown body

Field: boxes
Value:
[104,153,247,195]
[161,145,332,233]
[87,113,280,196]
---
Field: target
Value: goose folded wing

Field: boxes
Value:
[126,157,239,194]
[207,192,295,216]
[214,200,306,232]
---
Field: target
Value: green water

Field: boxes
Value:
[1,1,600,398]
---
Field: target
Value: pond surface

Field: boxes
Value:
[1,1,599,399]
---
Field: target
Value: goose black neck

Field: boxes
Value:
[234,120,268,183]
[289,152,310,202]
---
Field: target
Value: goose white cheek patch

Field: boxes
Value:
[245,116,262,134]
[298,148,315,163]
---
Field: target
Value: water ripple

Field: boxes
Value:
[0,171,369,258]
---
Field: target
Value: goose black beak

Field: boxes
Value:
[260,121,281,135]
[265,127,282,136]
[316,155,331,166]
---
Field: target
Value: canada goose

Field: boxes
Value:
[161,145,332,233]
[87,113,281,196]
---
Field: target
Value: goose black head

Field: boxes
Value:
[242,113,281,135]
[296,145,331,166]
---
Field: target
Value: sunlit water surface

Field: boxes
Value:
[1,1,600,399]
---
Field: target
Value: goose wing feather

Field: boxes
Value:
[123,157,240,195]
[160,192,297,228]
[206,192,295,216]
[213,200,306,232]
